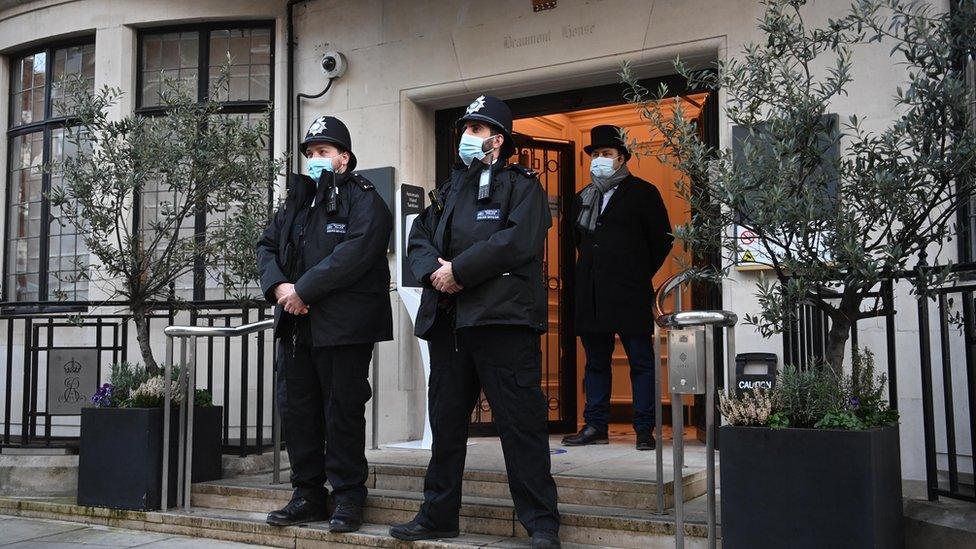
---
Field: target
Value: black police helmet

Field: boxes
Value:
[456,94,515,159]
[583,124,632,162]
[300,115,357,172]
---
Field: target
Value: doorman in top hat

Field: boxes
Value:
[392,94,561,548]
[563,124,673,451]
[256,115,393,531]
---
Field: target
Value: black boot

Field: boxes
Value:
[532,530,562,548]
[266,497,327,526]
[389,519,460,541]
[329,502,363,533]
[561,425,608,446]
[636,429,656,451]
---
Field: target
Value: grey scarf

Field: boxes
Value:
[576,165,630,232]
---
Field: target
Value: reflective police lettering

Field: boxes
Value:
[476,208,501,221]
[326,222,347,234]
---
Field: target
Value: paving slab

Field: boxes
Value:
[26,525,172,547]
[0,517,86,545]
[0,516,270,548]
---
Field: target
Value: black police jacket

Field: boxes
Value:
[572,174,673,334]
[256,170,393,346]
[407,162,552,340]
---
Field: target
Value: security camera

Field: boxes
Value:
[320,51,347,79]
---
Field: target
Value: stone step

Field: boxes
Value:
[0,496,710,548]
[228,461,706,511]
[190,481,713,548]
[367,462,705,510]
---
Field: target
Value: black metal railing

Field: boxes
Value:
[781,270,975,503]
[0,299,275,456]
[782,280,898,408]
[916,279,976,502]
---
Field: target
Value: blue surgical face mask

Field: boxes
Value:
[458,133,497,167]
[590,156,617,180]
[307,156,334,182]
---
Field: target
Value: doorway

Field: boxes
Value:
[433,75,720,437]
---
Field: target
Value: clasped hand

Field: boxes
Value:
[431,258,463,294]
[274,283,309,315]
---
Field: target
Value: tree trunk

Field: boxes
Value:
[823,295,862,377]
[825,315,850,376]
[132,306,159,376]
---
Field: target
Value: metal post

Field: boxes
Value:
[654,323,665,515]
[161,336,173,511]
[176,337,187,507]
[272,354,282,484]
[705,325,716,549]
[371,343,380,450]
[725,326,736,406]
[917,294,939,501]
[672,385,685,549]
[883,280,898,410]
[184,336,196,511]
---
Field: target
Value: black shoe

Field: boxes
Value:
[636,430,656,451]
[561,425,609,446]
[532,530,562,548]
[266,497,327,526]
[389,519,460,541]
[328,502,363,533]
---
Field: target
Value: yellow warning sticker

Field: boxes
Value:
[741,250,756,263]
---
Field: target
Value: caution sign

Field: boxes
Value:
[735,225,832,268]
[735,225,775,268]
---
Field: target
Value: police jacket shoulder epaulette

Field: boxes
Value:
[505,164,537,179]
[349,172,375,191]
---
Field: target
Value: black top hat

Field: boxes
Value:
[300,115,358,172]
[456,94,515,159]
[584,124,631,161]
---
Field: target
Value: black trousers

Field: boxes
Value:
[276,341,373,507]
[416,321,560,534]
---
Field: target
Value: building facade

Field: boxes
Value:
[0,0,971,489]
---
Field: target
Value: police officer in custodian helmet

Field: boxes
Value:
[256,115,393,532]
[391,95,561,548]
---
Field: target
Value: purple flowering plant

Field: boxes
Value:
[91,383,115,408]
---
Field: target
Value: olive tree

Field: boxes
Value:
[49,73,283,375]
[624,0,976,373]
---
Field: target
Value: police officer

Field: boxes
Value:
[256,116,393,532]
[390,95,561,548]
[562,124,673,451]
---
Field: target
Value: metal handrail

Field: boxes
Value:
[659,310,738,328]
[652,269,736,549]
[161,318,280,512]
[654,270,738,328]
[163,319,274,338]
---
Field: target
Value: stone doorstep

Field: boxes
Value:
[0,497,636,548]
[202,462,707,511]
[190,483,713,547]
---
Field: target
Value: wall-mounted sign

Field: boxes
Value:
[732,116,838,270]
[356,166,396,253]
[47,348,99,415]
[398,184,426,289]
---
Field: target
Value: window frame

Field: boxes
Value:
[135,21,275,116]
[134,21,276,302]
[953,0,976,265]
[3,35,97,310]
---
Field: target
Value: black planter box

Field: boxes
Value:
[720,424,903,549]
[78,406,222,510]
